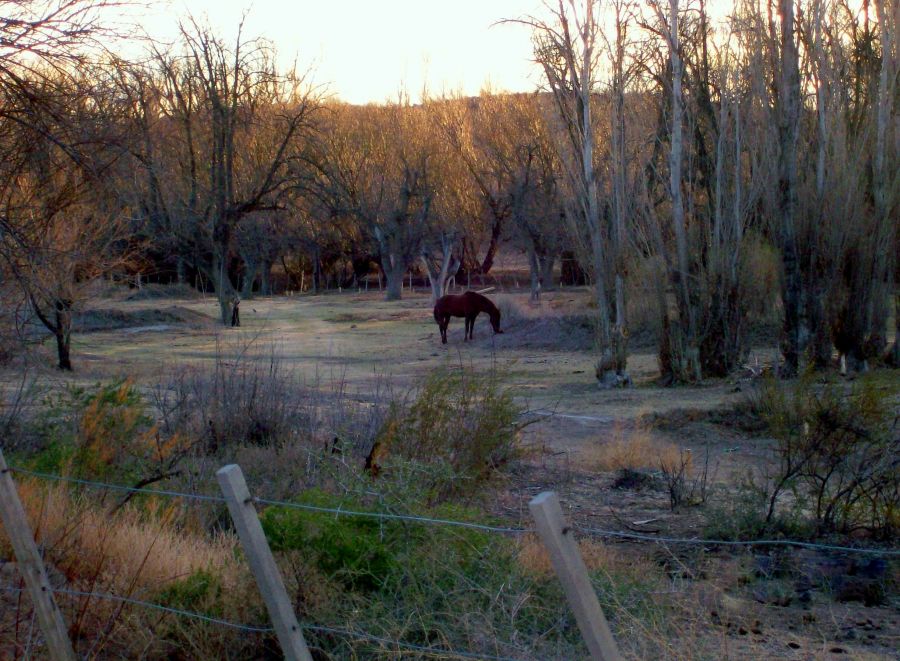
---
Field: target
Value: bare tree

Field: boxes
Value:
[313,100,435,300]
[775,0,803,377]
[517,0,629,386]
[0,69,132,370]
[126,18,322,323]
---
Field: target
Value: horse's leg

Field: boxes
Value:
[441,318,449,344]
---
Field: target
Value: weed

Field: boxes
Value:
[581,424,681,473]
[366,363,524,498]
[708,373,899,541]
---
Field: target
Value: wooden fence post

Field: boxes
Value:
[217,464,312,661]
[529,491,622,661]
[0,449,76,661]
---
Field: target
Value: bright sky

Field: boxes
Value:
[127,0,547,104]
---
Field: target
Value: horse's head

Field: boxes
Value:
[490,308,503,334]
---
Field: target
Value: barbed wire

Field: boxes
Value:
[0,584,272,633]
[305,623,525,660]
[8,467,226,504]
[8,466,532,535]
[0,583,525,661]
[253,496,532,534]
[575,525,900,557]
[9,465,900,556]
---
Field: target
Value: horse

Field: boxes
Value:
[433,291,503,344]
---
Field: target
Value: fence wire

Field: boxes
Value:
[0,583,525,661]
[575,525,900,556]
[10,465,900,556]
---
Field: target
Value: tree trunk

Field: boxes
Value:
[54,303,72,371]
[260,261,272,296]
[211,257,235,325]
[384,257,404,301]
[891,290,900,366]
[421,237,460,304]
[868,0,895,362]
[176,256,186,285]
[665,0,700,383]
[611,5,629,372]
[241,259,257,299]
[312,247,322,294]
[541,253,556,293]
[528,248,541,301]
[778,0,802,377]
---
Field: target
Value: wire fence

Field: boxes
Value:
[4,462,900,661]
[10,465,900,557]
[0,584,525,661]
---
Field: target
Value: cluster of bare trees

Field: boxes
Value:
[526,0,896,383]
[0,0,895,382]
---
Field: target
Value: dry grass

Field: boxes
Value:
[579,423,686,473]
[8,479,243,587]
[517,533,646,576]
[0,479,265,658]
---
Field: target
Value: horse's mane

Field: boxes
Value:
[466,291,498,315]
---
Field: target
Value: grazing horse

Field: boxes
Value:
[433,291,503,344]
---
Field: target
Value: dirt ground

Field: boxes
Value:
[5,287,899,660]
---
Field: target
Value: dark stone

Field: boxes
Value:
[831,576,886,607]
[611,468,655,491]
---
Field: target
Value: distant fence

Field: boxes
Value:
[2,448,897,661]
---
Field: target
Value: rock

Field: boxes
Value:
[831,576,886,607]
[753,584,793,607]
[611,468,655,491]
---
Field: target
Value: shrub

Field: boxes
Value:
[156,569,224,617]
[581,424,682,473]
[0,479,263,659]
[19,380,194,508]
[0,371,38,452]
[151,341,312,453]
[29,380,149,478]
[366,363,523,498]
[261,488,400,592]
[715,374,899,540]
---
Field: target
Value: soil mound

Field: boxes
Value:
[75,306,214,332]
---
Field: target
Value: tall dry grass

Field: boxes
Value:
[580,423,685,473]
[0,479,265,658]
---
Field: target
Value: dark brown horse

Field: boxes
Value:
[433,291,503,344]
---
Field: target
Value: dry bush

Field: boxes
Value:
[750,375,899,539]
[581,424,683,473]
[152,339,313,452]
[0,371,37,451]
[368,363,524,498]
[0,479,265,658]
[495,293,542,324]
[517,533,643,576]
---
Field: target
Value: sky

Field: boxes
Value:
[125,0,547,104]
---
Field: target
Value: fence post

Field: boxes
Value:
[217,464,312,661]
[0,449,76,661]
[529,491,621,661]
